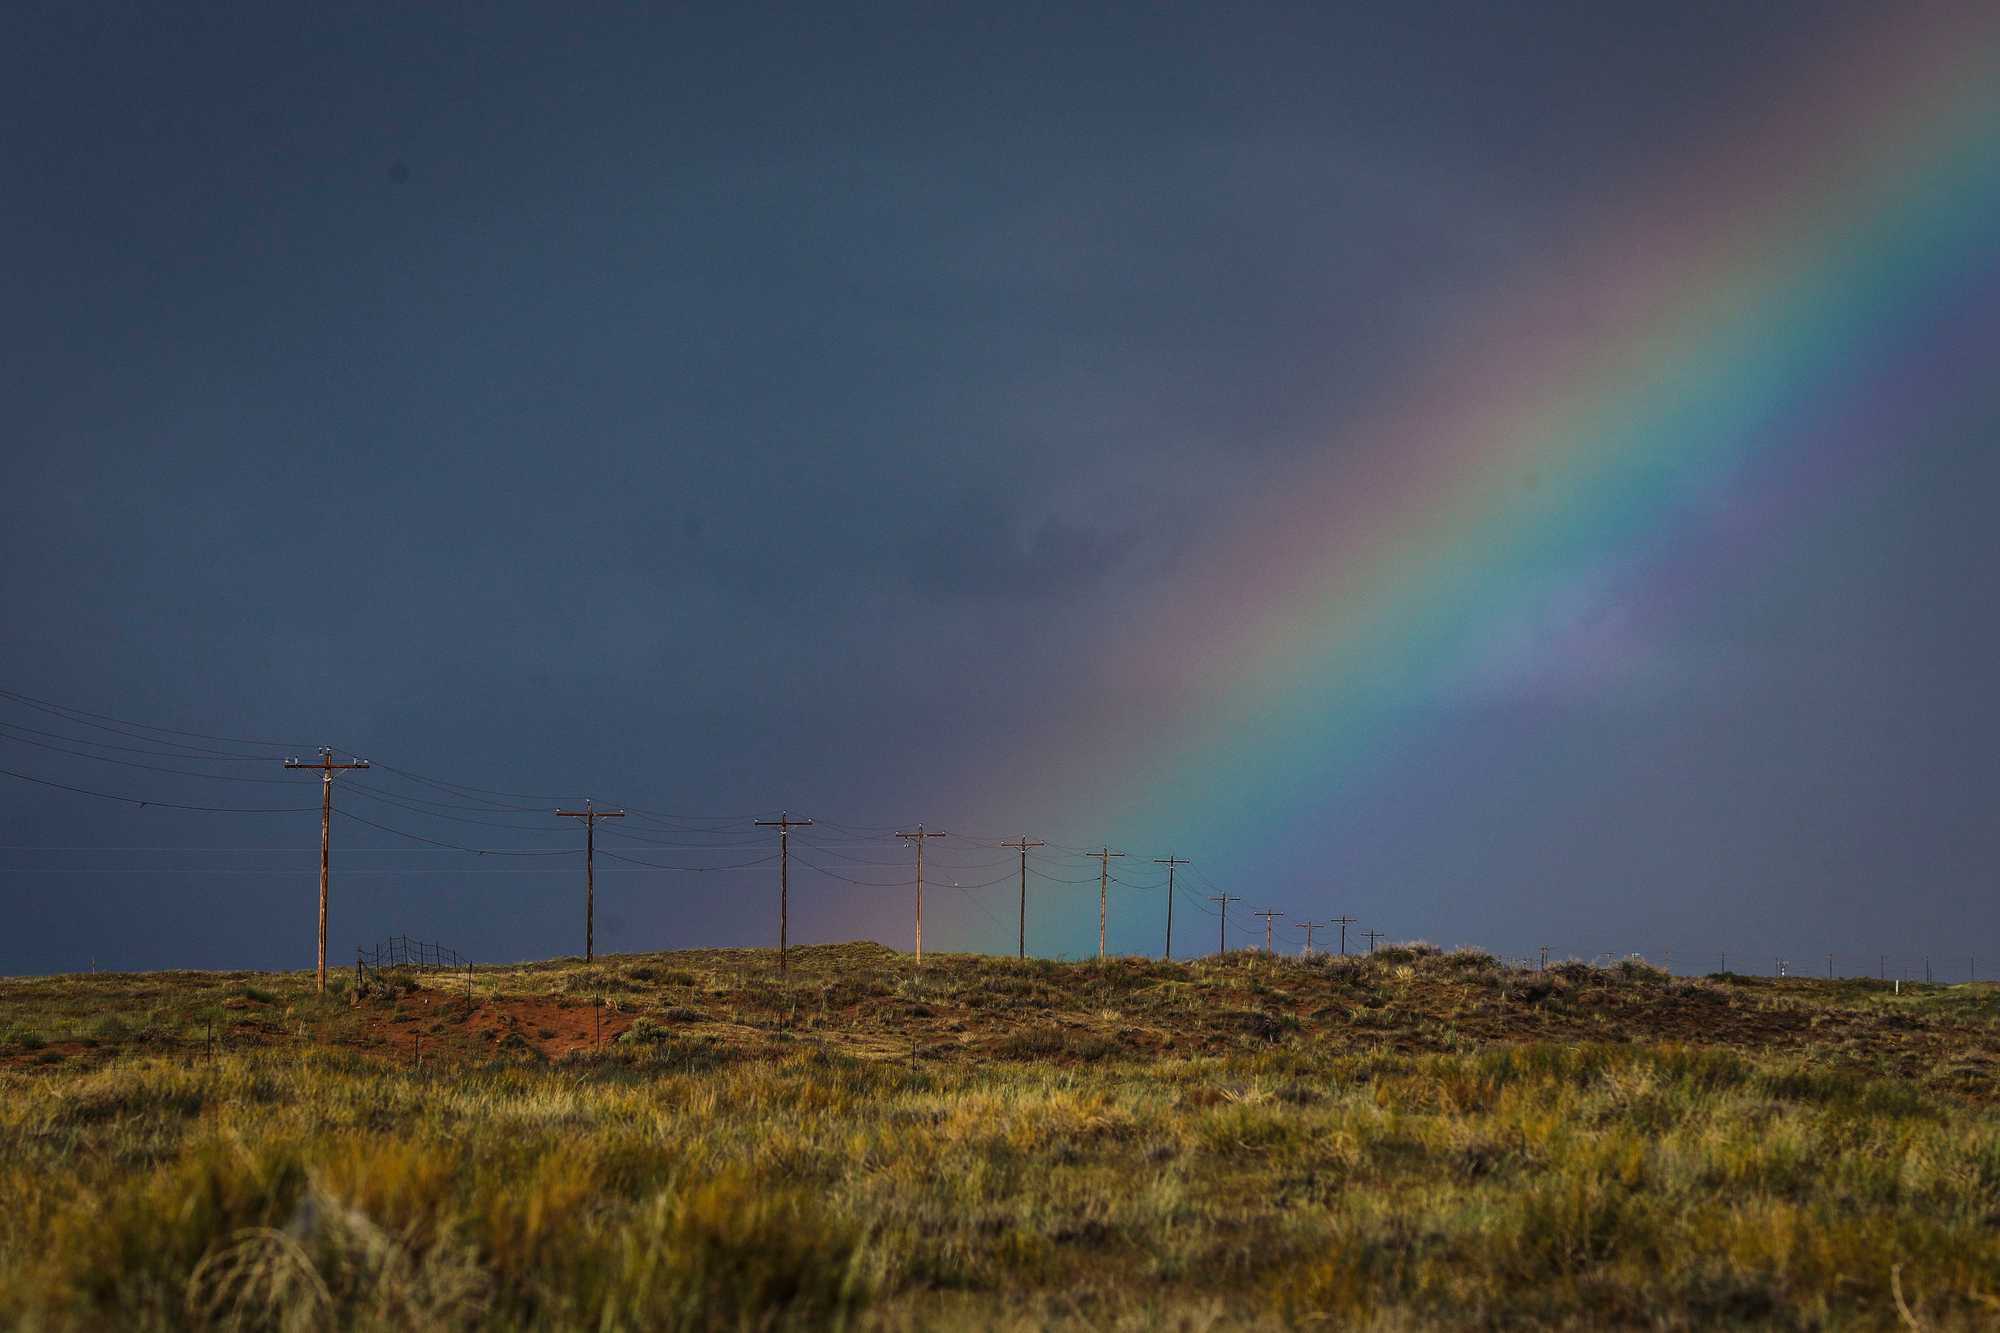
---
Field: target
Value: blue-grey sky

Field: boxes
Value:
[3,2,1996,978]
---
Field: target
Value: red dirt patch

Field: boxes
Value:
[353,993,633,1062]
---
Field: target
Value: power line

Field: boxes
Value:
[0,717,275,762]
[0,727,304,784]
[593,848,778,872]
[0,684,312,751]
[0,764,316,814]
[329,808,574,856]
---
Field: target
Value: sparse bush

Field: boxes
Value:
[618,1017,668,1045]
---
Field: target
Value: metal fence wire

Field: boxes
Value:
[356,935,473,991]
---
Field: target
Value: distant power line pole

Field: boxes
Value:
[1540,944,1550,972]
[895,825,946,965]
[1879,954,1886,980]
[556,799,626,964]
[1086,848,1124,960]
[1207,893,1239,955]
[999,836,1046,960]
[1364,929,1384,955]
[1331,914,1357,956]
[1827,953,1833,980]
[1298,920,1325,956]
[1154,855,1189,959]
[1254,910,1283,955]
[754,812,813,976]
[283,747,370,994]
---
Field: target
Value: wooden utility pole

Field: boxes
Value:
[896,825,946,964]
[556,799,625,963]
[999,836,1046,959]
[1207,894,1239,955]
[1331,914,1357,956]
[1539,944,1550,972]
[283,747,370,994]
[1298,920,1325,956]
[754,812,813,976]
[1153,855,1189,959]
[1253,910,1283,955]
[1086,848,1125,959]
[1364,929,1384,955]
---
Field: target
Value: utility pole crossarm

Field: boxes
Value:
[1253,910,1283,956]
[281,747,371,994]
[557,800,625,963]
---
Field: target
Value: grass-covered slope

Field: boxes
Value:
[2,944,1998,1329]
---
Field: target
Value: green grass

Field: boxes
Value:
[2,945,1998,1328]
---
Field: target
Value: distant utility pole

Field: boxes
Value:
[754,812,813,976]
[1254,910,1283,955]
[1364,929,1384,955]
[895,825,947,965]
[284,747,370,994]
[1827,953,1833,980]
[999,836,1046,960]
[1207,893,1240,956]
[556,799,626,964]
[1540,944,1550,972]
[1879,954,1886,980]
[1298,920,1325,956]
[1154,855,1189,959]
[1332,914,1358,956]
[1086,848,1124,960]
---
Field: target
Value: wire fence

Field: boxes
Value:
[356,935,473,994]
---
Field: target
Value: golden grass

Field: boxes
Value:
[1,946,1998,1328]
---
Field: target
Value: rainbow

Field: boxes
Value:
[975,8,2000,908]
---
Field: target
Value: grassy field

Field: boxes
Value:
[2,942,1998,1329]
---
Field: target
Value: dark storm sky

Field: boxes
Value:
[4,2,1996,977]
